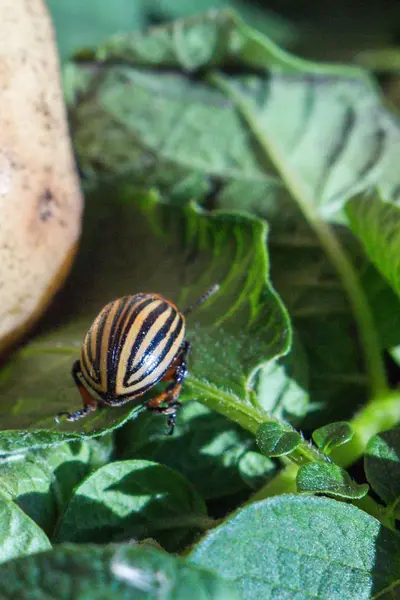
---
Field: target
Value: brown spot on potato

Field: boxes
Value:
[38,187,57,222]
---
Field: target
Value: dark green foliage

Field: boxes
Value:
[0,544,241,599]
[1,5,400,600]
[54,460,207,551]
[365,429,400,517]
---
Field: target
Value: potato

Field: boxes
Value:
[0,0,83,353]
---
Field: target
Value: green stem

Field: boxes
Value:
[209,72,388,398]
[189,381,396,524]
[246,463,298,504]
[332,390,400,467]
[190,377,325,466]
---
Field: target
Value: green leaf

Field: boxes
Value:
[0,493,50,564]
[360,262,400,350]
[0,441,91,534]
[347,193,400,301]
[145,0,297,47]
[256,422,301,457]
[71,10,400,216]
[365,429,400,515]
[189,494,400,599]
[87,433,115,470]
[0,543,241,599]
[48,0,296,64]
[67,9,400,425]
[269,232,400,427]
[55,459,207,551]
[270,239,367,427]
[117,401,266,500]
[312,422,354,454]
[0,188,290,454]
[296,462,369,499]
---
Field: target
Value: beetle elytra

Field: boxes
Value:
[56,285,219,434]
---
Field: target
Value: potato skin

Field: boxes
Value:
[0,0,83,352]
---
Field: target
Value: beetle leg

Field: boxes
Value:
[160,341,191,382]
[147,341,190,434]
[55,360,98,422]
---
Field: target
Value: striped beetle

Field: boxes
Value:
[57,285,218,434]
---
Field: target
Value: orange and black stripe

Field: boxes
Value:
[80,294,185,402]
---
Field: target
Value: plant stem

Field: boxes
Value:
[332,389,400,467]
[189,379,398,525]
[189,377,325,466]
[246,463,298,503]
[210,73,388,398]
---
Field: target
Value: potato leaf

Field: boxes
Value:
[0,493,50,564]
[68,9,400,425]
[347,193,400,301]
[116,401,269,500]
[71,10,400,217]
[0,188,290,453]
[0,441,91,535]
[190,495,400,599]
[0,544,241,600]
[365,428,400,517]
[254,332,309,423]
[54,459,207,551]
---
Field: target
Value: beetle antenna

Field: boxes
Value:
[183,284,220,316]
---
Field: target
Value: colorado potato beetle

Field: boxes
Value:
[57,285,219,434]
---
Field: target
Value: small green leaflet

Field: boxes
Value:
[312,422,354,454]
[296,463,369,499]
[256,422,301,457]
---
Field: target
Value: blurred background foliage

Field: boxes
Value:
[46,0,400,107]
